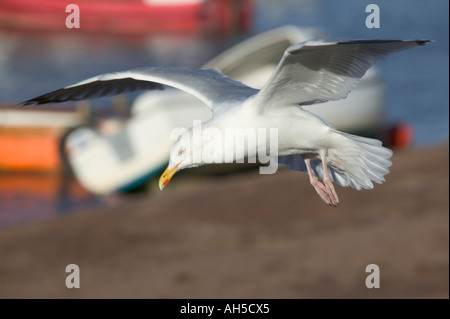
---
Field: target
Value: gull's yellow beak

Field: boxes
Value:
[159,162,181,190]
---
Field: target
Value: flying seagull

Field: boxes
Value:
[22,39,428,206]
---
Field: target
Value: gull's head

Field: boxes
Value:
[159,130,199,190]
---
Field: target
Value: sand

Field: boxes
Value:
[0,144,448,298]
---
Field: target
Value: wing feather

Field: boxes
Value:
[21,66,256,110]
[256,39,429,108]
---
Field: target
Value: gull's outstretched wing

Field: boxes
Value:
[21,66,256,109]
[255,39,429,108]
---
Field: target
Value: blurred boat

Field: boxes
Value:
[0,105,80,172]
[0,0,252,36]
[64,105,210,194]
[64,26,391,195]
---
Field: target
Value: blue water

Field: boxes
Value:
[0,0,448,227]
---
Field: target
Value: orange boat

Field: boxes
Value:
[0,106,80,172]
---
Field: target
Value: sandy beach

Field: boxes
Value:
[0,144,448,298]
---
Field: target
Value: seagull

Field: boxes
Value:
[22,39,428,206]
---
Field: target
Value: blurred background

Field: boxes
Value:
[0,0,448,298]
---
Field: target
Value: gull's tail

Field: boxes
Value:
[278,131,393,190]
[322,131,393,190]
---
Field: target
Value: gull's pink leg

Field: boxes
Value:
[320,154,340,207]
[305,159,332,205]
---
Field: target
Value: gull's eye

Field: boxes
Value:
[178,149,185,156]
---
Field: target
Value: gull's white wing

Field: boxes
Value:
[21,66,256,109]
[255,39,429,108]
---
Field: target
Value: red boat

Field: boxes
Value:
[0,0,252,36]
